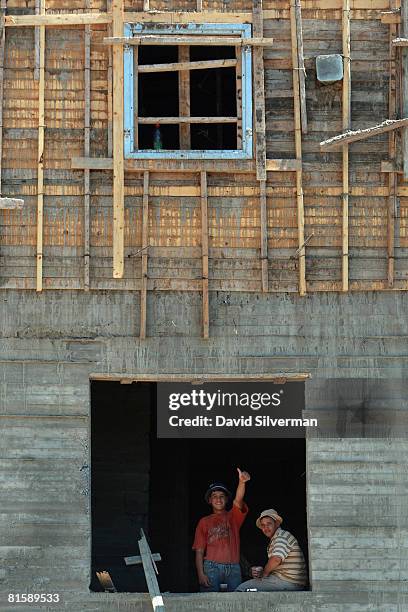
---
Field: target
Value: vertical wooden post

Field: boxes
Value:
[84,7,91,291]
[34,0,40,80]
[200,171,209,339]
[236,46,242,149]
[295,0,307,134]
[140,171,149,339]
[260,179,268,292]
[107,0,113,156]
[342,0,350,292]
[253,0,267,181]
[253,0,268,291]
[0,0,6,196]
[36,0,45,292]
[112,0,124,278]
[388,4,397,287]
[179,47,190,149]
[143,0,150,11]
[196,0,203,11]
[290,1,306,296]
[402,0,408,180]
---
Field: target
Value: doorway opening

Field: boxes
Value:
[90,381,308,593]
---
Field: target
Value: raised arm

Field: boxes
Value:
[233,467,251,509]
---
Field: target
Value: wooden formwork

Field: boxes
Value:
[0,0,407,336]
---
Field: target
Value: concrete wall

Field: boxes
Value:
[0,290,407,611]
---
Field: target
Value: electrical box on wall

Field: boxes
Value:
[316,54,344,84]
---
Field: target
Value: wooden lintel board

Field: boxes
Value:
[103,36,273,47]
[124,12,253,24]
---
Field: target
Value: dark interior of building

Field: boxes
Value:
[137,46,237,150]
[90,381,308,593]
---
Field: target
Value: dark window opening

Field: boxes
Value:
[136,46,238,151]
[90,381,308,593]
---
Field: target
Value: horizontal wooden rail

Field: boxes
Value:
[138,58,237,73]
[124,11,253,24]
[138,116,237,124]
[320,118,408,150]
[104,35,273,47]
[5,13,112,26]
[392,37,408,46]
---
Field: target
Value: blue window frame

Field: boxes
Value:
[123,23,253,159]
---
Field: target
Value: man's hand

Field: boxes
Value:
[237,467,251,482]
[198,573,211,588]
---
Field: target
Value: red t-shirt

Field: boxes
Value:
[192,503,248,563]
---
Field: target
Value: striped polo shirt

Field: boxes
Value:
[267,527,308,586]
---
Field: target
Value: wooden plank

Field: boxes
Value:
[36,1,45,293]
[295,0,308,135]
[5,13,112,26]
[0,197,24,209]
[178,47,190,150]
[104,36,274,47]
[112,0,124,279]
[137,116,237,124]
[125,553,161,566]
[381,13,401,24]
[260,179,268,292]
[107,0,113,157]
[253,0,267,181]
[140,171,149,340]
[342,0,351,292]
[143,0,150,11]
[388,10,397,288]
[84,6,91,291]
[138,529,165,612]
[201,172,209,340]
[72,156,256,172]
[91,373,311,382]
[290,1,306,296]
[124,12,253,24]
[197,0,203,11]
[320,118,408,150]
[266,159,301,171]
[139,58,237,73]
[34,0,40,81]
[381,160,402,172]
[392,37,408,45]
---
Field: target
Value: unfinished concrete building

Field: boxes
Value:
[1,0,407,610]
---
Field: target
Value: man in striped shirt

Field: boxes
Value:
[236,508,307,591]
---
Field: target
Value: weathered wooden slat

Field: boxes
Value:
[342,0,351,292]
[295,0,308,135]
[34,0,40,81]
[91,373,311,382]
[5,13,112,26]
[140,171,149,340]
[36,1,45,293]
[201,171,209,340]
[124,12,253,24]
[103,36,274,47]
[112,0,124,279]
[290,0,306,296]
[178,47,190,150]
[0,197,24,209]
[125,553,161,566]
[320,118,408,150]
[71,157,298,172]
[253,0,267,181]
[138,59,237,73]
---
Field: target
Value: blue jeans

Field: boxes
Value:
[201,560,242,592]
[236,574,304,592]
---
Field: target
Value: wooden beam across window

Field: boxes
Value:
[137,116,238,124]
[138,58,237,73]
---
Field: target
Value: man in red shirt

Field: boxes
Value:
[192,468,251,592]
